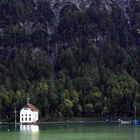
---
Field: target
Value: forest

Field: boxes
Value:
[0,0,140,121]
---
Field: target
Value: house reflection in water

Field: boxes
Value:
[20,125,39,140]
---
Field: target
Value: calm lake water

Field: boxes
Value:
[0,123,140,140]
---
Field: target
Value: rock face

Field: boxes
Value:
[34,0,131,21]
[46,0,92,9]
[31,0,134,36]
[41,0,131,9]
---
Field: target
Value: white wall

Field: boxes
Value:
[32,112,38,122]
[20,108,39,123]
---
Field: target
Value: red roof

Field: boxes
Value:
[23,103,39,112]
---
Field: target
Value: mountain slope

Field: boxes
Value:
[0,0,140,121]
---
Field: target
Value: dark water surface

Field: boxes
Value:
[0,123,140,140]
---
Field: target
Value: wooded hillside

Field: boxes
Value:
[0,0,140,121]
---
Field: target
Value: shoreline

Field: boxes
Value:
[0,120,123,125]
[0,117,138,125]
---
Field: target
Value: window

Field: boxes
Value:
[22,118,23,121]
[29,118,31,121]
[22,114,23,116]
[29,114,31,116]
[25,118,27,121]
[25,114,27,116]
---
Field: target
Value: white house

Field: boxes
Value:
[20,103,39,124]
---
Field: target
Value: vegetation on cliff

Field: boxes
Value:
[0,0,140,121]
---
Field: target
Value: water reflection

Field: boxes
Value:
[134,126,138,140]
[20,125,39,140]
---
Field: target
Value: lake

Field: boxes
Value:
[0,123,140,140]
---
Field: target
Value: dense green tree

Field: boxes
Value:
[107,74,138,116]
[0,0,140,121]
[85,103,94,117]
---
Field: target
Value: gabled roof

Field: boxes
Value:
[23,103,39,112]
